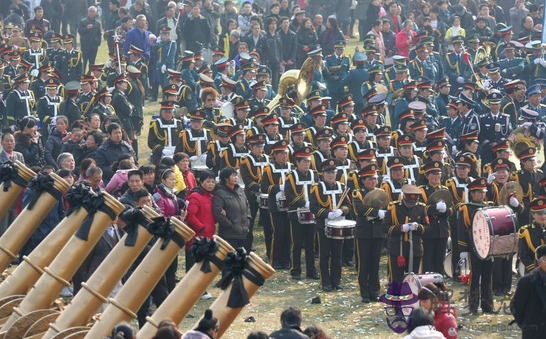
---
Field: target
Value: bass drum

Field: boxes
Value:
[443,252,452,279]
[403,272,445,314]
[215,100,234,120]
[472,206,518,260]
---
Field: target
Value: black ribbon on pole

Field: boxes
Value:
[191,237,224,273]
[65,183,93,216]
[120,206,150,247]
[215,248,265,308]
[26,173,63,210]
[74,191,117,241]
[147,216,185,249]
[0,161,28,192]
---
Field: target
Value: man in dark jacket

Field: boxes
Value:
[212,166,250,248]
[183,5,212,53]
[269,307,309,339]
[511,244,546,339]
[94,122,137,182]
[78,6,102,73]
[62,0,87,48]
[24,6,51,36]
[278,17,297,71]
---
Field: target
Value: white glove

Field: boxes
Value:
[410,222,418,231]
[401,223,411,233]
[483,80,490,89]
[279,184,284,191]
[162,148,173,157]
[436,201,447,213]
[30,69,39,77]
[451,145,458,155]
[378,209,386,219]
[510,196,519,208]
[487,172,496,184]
[333,209,343,218]
[106,59,112,67]
[382,176,390,183]
[189,155,199,162]
[305,201,310,208]
[457,76,465,84]
[318,82,327,91]
[534,58,541,65]
[161,64,167,73]
[540,59,546,67]
[328,212,337,220]
[522,122,532,129]
[199,154,207,163]
[460,252,469,259]
[501,69,507,75]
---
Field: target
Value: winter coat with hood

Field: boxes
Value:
[402,325,446,339]
[212,183,250,240]
[153,183,183,218]
[14,132,43,168]
[185,186,216,251]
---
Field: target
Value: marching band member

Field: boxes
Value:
[444,35,472,94]
[383,184,429,284]
[425,140,453,184]
[353,164,385,302]
[381,156,412,201]
[147,101,184,165]
[169,69,196,112]
[324,40,350,109]
[500,80,523,127]
[59,80,81,126]
[362,104,381,143]
[305,104,329,149]
[376,126,397,176]
[89,87,115,122]
[58,34,82,83]
[410,119,428,158]
[278,98,297,139]
[6,73,35,129]
[285,146,320,280]
[486,62,508,94]
[220,123,248,170]
[240,134,269,252]
[175,109,211,170]
[219,76,237,102]
[495,26,513,61]
[332,113,352,142]
[200,87,222,136]
[498,43,525,80]
[36,78,60,142]
[287,123,309,164]
[347,149,377,191]
[337,95,356,122]
[440,97,461,147]
[248,80,270,113]
[398,135,421,183]
[394,82,418,128]
[478,92,512,165]
[457,131,481,179]
[458,177,495,315]
[262,112,283,156]
[310,159,352,291]
[518,198,546,275]
[206,123,232,177]
[30,63,51,100]
[235,62,256,99]
[348,118,373,163]
[341,52,368,114]
[311,127,333,176]
[522,84,546,117]
[435,77,451,118]
[409,44,437,83]
[524,41,546,85]
[510,147,543,228]
[486,158,523,296]
[229,96,253,131]
[482,140,516,175]
[246,107,269,138]
[76,74,95,116]
[261,140,292,269]
[331,136,352,185]
[392,108,416,149]
[419,161,451,274]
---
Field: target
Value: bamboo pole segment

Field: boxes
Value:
[0,161,35,220]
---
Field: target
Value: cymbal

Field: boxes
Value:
[363,189,389,209]
[428,189,453,207]
[500,181,523,206]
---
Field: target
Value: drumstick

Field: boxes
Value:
[287,208,309,214]
[336,187,350,210]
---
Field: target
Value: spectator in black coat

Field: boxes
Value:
[228,30,240,61]
[78,6,101,73]
[14,118,43,168]
[279,16,297,71]
[220,0,238,30]
[382,19,397,63]
[245,23,269,58]
[94,122,137,182]
[265,17,283,89]
[40,0,63,33]
[269,307,309,339]
[183,5,212,52]
[62,0,87,48]
[45,115,68,170]
[295,18,318,68]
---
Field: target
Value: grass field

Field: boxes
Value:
[90,38,524,339]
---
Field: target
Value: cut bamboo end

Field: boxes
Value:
[49,173,71,195]
[170,218,195,242]
[14,161,36,183]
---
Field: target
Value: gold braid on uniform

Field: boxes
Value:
[181,131,198,154]
[207,141,218,166]
[446,179,465,203]
[70,51,81,68]
[311,183,331,218]
[386,202,400,236]
[287,173,305,205]
[352,190,374,216]
[458,204,470,249]
[511,172,533,200]
[518,225,545,271]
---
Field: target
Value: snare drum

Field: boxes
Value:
[276,193,288,211]
[472,206,518,260]
[403,272,445,311]
[192,166,208,183]
[258,193,269,209]
[325,218,356,239]
[297,210,315,224]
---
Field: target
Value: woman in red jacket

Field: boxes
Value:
[418,282,458,339]
[395,19,416,57]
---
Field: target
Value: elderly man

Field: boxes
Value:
[123,14,150,61]
[0,133,23,236]
[78,6,102,72]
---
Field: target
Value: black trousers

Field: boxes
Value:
[165,254,178,293]
[224,238,245,249]
[342,235,355,263]
[82,47,98,73]
[493,256,513,293]
[468,251,494,313]
[449,217,460,278]
[244,192,259,252]
[388,254,422,284]
[270,212,290,266]
[262,207,273,259]
[136,275,169,328]
[289,219,317,276]
[317,223,343,287]
[356,238,383,299]
[422,238,448,274]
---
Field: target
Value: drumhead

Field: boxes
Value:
[402,273,421,315]
[472,209,491,260]
[444,252,452,279]
[326,219,357,227]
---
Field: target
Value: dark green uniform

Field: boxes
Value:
[59,97,82,125]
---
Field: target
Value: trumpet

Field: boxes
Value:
[328,65,342,76]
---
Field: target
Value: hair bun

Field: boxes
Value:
[204,309,213,320]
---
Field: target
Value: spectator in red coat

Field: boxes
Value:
[418,282,458,339]
[184,169,216,271]
[396,20,416,57]
[174,152,197,191]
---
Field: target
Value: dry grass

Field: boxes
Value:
[92,39,523,339]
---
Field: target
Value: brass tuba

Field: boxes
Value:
[266,58,315,114]
[508,126,545,170]
[228,60,236,78]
